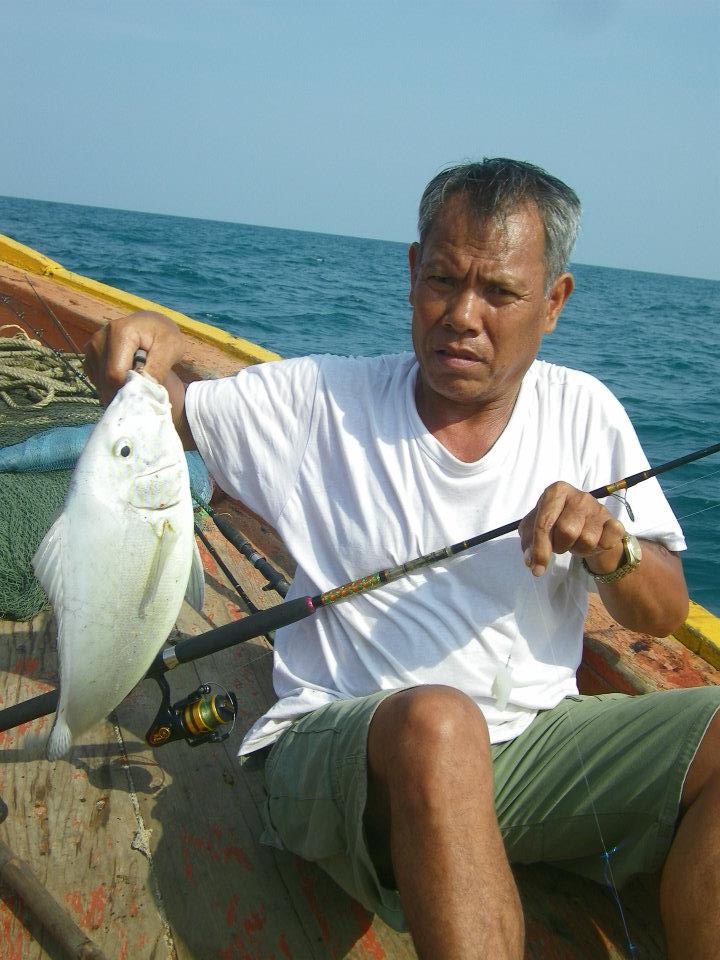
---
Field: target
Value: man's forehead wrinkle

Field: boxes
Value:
[422,215,527,272]
[434,192,547,267]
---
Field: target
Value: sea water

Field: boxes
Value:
[1,195,718,614]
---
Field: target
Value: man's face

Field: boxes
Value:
[409,196,573,425]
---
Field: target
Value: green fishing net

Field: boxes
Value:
[0,336,101,620]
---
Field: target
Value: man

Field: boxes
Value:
[87,159,720,960]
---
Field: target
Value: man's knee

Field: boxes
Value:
[365,685,493,886]
[368,684,491,786]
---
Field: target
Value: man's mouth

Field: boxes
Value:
[435,346,482,366]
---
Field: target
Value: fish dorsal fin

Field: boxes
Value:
[185,538,205,613]
[139,518,179,617]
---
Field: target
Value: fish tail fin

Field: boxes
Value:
[47,717,73,761]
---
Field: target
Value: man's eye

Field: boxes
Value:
[488,285,515,300]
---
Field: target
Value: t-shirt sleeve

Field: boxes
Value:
[582,380,686,553]
[185,356,321,525]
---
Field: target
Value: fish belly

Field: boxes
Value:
[49,498,192,755]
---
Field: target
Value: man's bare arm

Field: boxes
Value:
[518,481,689,637]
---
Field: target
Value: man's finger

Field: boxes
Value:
[524,489,569,576]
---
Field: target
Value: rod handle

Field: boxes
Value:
[0,690,59,733]
[167,596,316,667]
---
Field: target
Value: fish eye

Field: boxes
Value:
[113,438,133,459]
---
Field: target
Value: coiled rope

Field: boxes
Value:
[0,328,97,410]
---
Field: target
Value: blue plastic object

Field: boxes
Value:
[0,424,213,504]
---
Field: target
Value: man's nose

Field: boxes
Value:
[443,287,486,334]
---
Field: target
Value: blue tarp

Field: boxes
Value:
[0,424,213,504]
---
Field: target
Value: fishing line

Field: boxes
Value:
[670,501,720,526]
[528,570,638,956]
[661,466,720,496]
[23,289,98,395]
[24,275,83,355]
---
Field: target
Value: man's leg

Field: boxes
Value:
[365,684,524,960]
[660,710,720,960]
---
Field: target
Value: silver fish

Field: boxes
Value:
[32,370,204,759]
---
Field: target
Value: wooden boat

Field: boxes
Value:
[0,233,718,960]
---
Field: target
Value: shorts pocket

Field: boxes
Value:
[261,726,348,861]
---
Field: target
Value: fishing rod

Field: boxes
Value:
[150,437,720,672]
[1,439,719,745]
[193,496,290,599]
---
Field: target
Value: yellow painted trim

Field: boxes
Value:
[0,233,281,365]
[673,601,720,670]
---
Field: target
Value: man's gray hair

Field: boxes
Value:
[417,158,581,289]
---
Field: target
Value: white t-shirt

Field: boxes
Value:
[186,354,685,750]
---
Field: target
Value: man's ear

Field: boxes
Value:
[408,242,420,304]
[543,272,574,333]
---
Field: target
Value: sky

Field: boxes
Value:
[3,1,719,280]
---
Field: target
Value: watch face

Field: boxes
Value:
[625,535,642,564]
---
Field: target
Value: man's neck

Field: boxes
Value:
[415,387,520,464]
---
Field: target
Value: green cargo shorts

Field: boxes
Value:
[258,686,720,930]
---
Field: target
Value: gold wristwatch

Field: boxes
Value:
[582,534,642,584]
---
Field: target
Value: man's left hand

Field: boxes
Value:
[518,481,626,577]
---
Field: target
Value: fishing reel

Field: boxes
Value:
[145,673,238,748]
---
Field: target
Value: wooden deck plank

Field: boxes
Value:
[0,613,171,960]
[1,512,713,958]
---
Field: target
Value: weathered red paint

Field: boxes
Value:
[277,932,293,959]
[224,845,253,872]
[64,883,108,930]
[0,895,26,960]
[114,922,129,960]
[297,859,333,949]
[226,893,240,927]
[577,656,639,696]
[11,656,40,676]
[243,905,267,935]
[348,899,387,959]
[357,928,387,960]
[197,542,221,578]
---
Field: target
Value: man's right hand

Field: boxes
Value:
[85,311,186,406]
[85,311,195,447]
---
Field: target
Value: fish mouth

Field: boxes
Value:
[136,460,182,480]
[128,494,183,512]
[135,499,182,512]
[126,370,171,405]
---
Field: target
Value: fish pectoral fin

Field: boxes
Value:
[139,519,178,617]
[31,513,67,643]
[184,538,205,613]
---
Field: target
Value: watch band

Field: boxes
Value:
[582,534,642,584]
